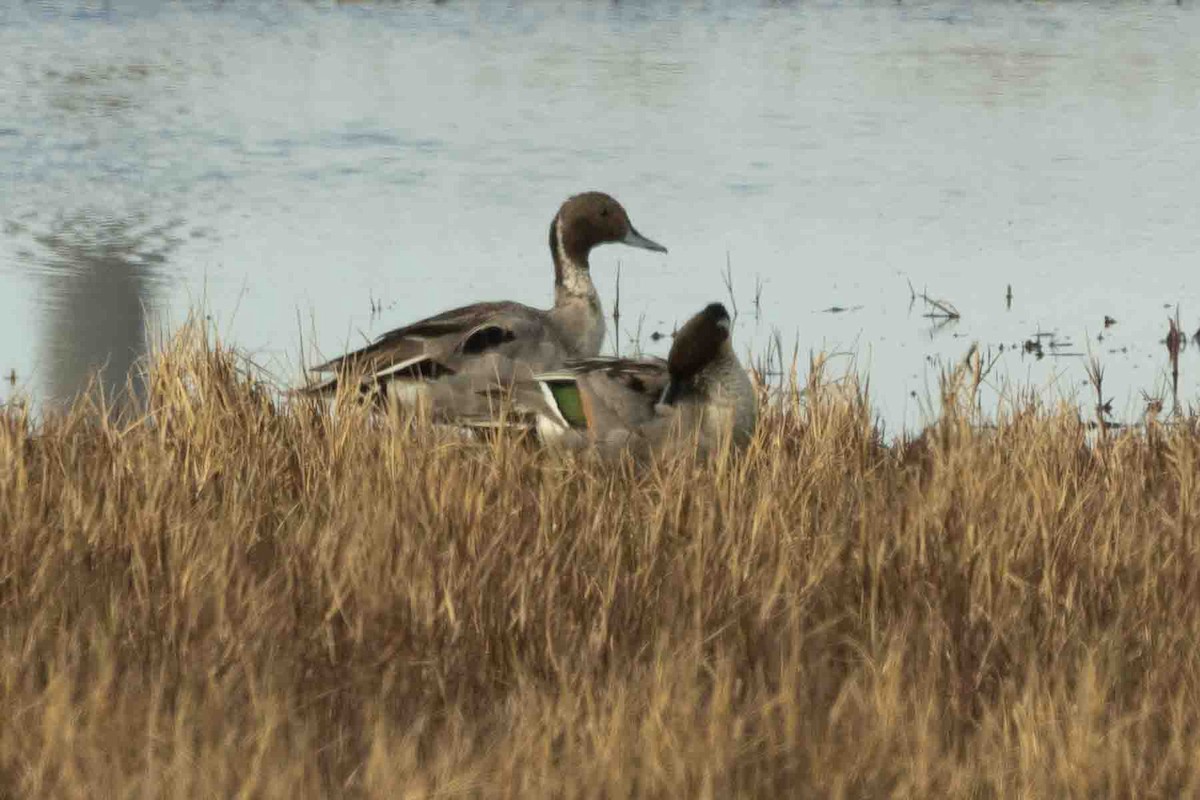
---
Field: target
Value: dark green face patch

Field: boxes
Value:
[546,379,589,428]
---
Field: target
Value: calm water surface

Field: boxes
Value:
[3,1,1199,429]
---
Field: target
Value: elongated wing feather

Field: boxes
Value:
[557,356,670,398]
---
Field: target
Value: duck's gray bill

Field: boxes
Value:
[623,226,668,254]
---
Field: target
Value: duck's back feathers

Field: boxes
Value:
[306,301,577,400]
[543,356,670,399]
[313,301,545,372]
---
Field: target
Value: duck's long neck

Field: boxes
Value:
[548,216,605,357]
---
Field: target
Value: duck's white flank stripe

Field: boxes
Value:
[373,353,433,381]
[536,379,571,430]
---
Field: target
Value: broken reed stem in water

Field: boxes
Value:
[906,278,961,320]
[1167,307,1183,416]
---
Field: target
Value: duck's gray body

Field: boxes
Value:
[310,299,593,413]
[304,192,666,416]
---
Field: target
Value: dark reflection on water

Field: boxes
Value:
[25,215,179,408]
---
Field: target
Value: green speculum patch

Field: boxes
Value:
[547,380,589,428]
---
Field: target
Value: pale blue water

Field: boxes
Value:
[3,0,1199,429]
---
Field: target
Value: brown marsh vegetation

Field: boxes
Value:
[2,325,1200,798]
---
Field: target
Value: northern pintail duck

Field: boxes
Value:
[304,192,666,412]
[493,303,757,455]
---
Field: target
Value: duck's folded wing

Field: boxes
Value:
[307,301,561,389]
[567,357,715,451]
[458,357,666,434]
[525,357,667,436]
[561,356,670,399]
[574,368,663,434]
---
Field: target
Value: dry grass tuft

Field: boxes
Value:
[3,323,1200,798]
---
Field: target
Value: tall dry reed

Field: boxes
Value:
[1,324,1199,798]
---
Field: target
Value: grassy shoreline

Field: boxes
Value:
[2,326,1199,797]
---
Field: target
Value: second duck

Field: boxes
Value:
[486,302,758,457]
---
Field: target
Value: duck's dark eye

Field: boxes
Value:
[600,207,610,217]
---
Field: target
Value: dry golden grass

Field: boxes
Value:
[2,324,1200,798]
